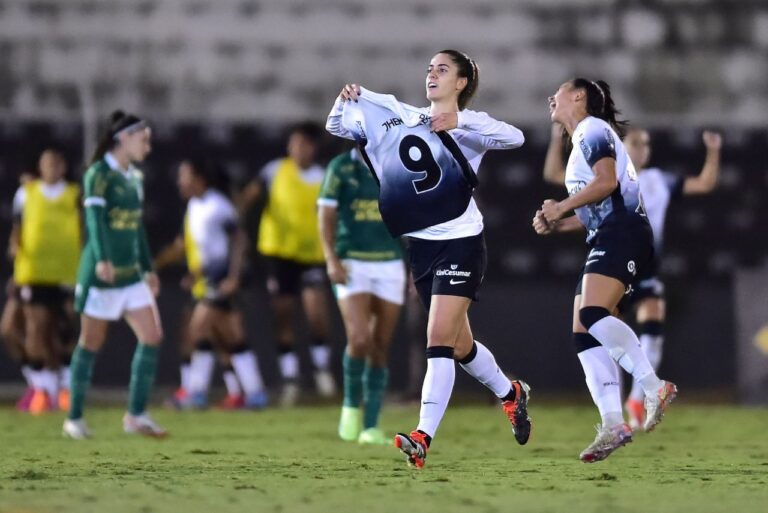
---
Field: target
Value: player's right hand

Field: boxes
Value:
[339,84,361,102]
[96,261,115,283]
[327,259,348,285]
[550,122,564,140]
[532,210,553,235]
[702,130,722,151]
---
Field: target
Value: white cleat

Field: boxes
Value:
[123,412,168,438]
[643,381,678,432]
[63,418,92,440]
[314,370,337,398]
[579,423,633,463]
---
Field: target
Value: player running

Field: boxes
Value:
[327,49,530,469]
[63,110,166,439]
[318,147,406,445]
[533,79,677,462]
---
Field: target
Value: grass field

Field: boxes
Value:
[1,400,767,513]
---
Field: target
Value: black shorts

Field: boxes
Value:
[406,232,487,311]
[198,295,238,312]
[17,284,72,306]
[627,255,664,304]
[575,217,654,307]
[265,257,327,296]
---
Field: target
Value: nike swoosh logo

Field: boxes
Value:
[449,279,467,285]
[585,259,600,265]
[422,401,438,405]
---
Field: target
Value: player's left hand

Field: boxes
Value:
[431,112,458,132]
[218,276,240,296]
[540,199,565,224]
[145,272,161,297]
[532,210,554,235]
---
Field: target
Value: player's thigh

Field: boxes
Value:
[22,303,55,346]
[79,314,110,351]
[189,302,217,340]
[580,273,627,311]
[124,305,163,345]
[339,293,374,348]
[636,296,666,322]
[426,294,471,348]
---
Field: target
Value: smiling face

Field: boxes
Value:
[426,53,467,106]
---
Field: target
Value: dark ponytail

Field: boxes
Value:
[571,78,629,137]
[438,49,479,111]
[90,110,146,165]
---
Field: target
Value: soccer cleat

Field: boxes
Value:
[394,430,428,469]
[314,370,337,398]
[579,423,633,463]
[338,406,362,441]
[643,381,678,432]
[280,381,301,407]
[123,413,168,438]
[16,387,35,412]
[58,389,71,412]
[625,398,645,431]
[501,380,532,445]
[63,418,92,440]
[217,393,245,410]
[358,427,389,445]
[244,390,269,410]
[29,389,54,415]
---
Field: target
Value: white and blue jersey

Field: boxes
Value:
[565,116,645,242]
[637,168,684,255]
[326,88,524,239]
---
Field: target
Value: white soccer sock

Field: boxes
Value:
[459,341,512,398]
[628,334,664,401]
[415,355,455,439]
[40,368,59,399]
[59,365,71,391]
[222,369,242,396]
[310,345,331,371]
[588,316,663,395]
[189,350,215,394]
[279,351,300,380]
[577,346,623,428]
[180,362,192,391]
[231,350,265,395]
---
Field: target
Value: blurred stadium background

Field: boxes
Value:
[1,0,767,400]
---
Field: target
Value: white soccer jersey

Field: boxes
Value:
[326,87,524,240]
[186,189,237,272]
[565,116,644,242]
[638,167,683,254]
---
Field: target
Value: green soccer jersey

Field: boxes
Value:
[318,150,402,261]
[76,156,153,294]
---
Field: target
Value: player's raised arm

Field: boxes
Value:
[325,83,362,140]
[454,109,524,149]
[682,130,722,195]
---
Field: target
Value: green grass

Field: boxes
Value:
[1,401,767,513]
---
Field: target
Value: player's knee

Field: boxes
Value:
[579,306,611,330]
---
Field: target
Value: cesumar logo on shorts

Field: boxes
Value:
[436,266,471,277]
[627,260,636,275]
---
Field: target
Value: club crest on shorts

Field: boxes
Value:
[450,264,458,270]
[627,260,636,275]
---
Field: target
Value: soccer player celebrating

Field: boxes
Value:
[169,158,268,410]
[240,123,336,406]
[327,50,530,469]
[533,79,677,462]
[63,110,166,439]
[318,146,406,445]
[544,125,721,430]
[11,149,80,414]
